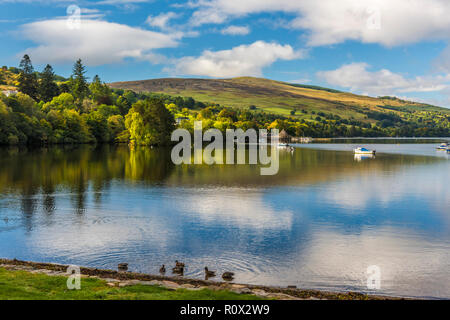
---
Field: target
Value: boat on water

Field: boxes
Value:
[436,142,449,150]
[278,143,290,147]
[354,147,376,155]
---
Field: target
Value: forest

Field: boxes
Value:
[1,55,449,146]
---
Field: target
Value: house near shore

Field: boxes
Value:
[175,117,190,125]
[265,129,291,143]
[278,129,291,142]
[2,90,18,97]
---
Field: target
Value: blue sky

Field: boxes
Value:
[2,0,450,107]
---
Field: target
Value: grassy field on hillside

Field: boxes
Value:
[109,77,449,120]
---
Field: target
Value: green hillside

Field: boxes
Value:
[108,77,450,121]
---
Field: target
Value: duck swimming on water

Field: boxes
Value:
[222,272,235,281]
[204,267,216,278]
[175,260,185,267]
[172,264,184,275]
[159,265,166,274]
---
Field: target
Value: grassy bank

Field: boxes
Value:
[0,268,262,300]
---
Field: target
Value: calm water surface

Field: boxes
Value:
[0,142,449,298]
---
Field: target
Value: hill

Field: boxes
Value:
[108,77,450,121]
[0,67,19,91]
[0,66,68,92]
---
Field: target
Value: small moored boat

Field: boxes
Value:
[278,143,289,148]
[436,143,449,150]
[354,147,376,155]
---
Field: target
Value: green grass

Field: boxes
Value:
[0,268,263,300]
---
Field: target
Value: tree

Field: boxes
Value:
[107,115,125,141]
[185,97,195,109]
[125,98,175,146]
[17,54,38,100]
[89,75,112,105]
[84,110,109,143]
[39,64,59,102]
[69,59,89,104]
[42,93,76,112]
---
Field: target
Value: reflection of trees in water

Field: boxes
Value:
[0,144,442,225]
[0,145,175,222]
[166,147,442,187]
[42,178,55,215]
[126,146,174,183]
[20,185,38,232]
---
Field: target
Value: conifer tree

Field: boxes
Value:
[89,75,112,105]
[39,64,59,102]
[70,59,89,103]
[17,54,38,100]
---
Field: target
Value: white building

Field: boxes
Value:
[175,117,190,125]
[2,90,18,97]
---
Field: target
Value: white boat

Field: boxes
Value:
[354,147,376,155]
[278,143,289,148]
[436,143,449,150]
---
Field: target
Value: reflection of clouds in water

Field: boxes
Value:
[28,209,173,258]
[175,188,293,231]
[325,164,450,211]
[296,226,450,298]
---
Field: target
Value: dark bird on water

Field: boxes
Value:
[204,267,216,278]
[118,263,128,271]
[172,265,184,275]
[222,272,235,281]
[175,260,185,267]
[159,265,166,274]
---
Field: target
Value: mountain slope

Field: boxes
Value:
[109,77,449,120]
[0,68,19,91]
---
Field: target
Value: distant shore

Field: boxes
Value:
[0,258,406,300]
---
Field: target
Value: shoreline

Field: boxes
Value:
[0,258,406,300]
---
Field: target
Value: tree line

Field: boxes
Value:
[1,55,175,146]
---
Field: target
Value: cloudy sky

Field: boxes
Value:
[2,0,450,107]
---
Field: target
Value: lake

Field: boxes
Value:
[0,141,449,299]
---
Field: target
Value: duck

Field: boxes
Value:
[172,266,184,275]
[159,265,166,274]
[175,260,185,268]
[204,267,216,278]
[222,272,235,281]
[118,263,128,271]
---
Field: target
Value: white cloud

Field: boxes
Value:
[171,40,304,78]
[317,63,450,96]
[221,25,250,36]
[289,79,311,84]
[19,18,181,66]
[146,12,179,30]
[190,0,450,46]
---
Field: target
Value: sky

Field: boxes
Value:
[2,0,450,107]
